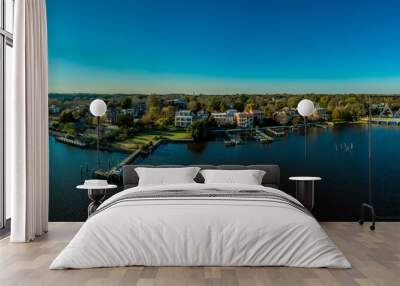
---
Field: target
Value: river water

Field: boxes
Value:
[49,125,400,221]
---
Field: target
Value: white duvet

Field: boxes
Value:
[50,183,351,269]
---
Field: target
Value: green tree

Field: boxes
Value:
[59,109,75,123]
[287,97,300,108]
[61,122,77,136]
[207,97,221,112]
[244,103,254,113]
[233,100,245,112]
[117,114,133,127]
[122,97,132,109]
[318,96,330,108]
[219,102,226,112]
[188,120,210,141]
[188,100,200,112]
[263,104,276,120]
[161,106,175,120]
[332,107,352,121]
[155,117,172,129]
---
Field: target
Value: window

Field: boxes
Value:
[0,0,13,229]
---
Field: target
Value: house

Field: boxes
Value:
[174,110,193,127]
[74,104,87,112]
[122,107,140,118]
[167,98,187,109]
[49,104,61,115]
[272,110,290,125]
[317,107,330,120]
[196,110,209,120]
[234,112,254,128]
[106,108,119,124]
[211,112,227,126]
[136,101,146,114]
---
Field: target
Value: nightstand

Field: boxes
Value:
[77,181,117,217]
[289,176,321,210]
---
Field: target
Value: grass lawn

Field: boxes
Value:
[113,130,192,150]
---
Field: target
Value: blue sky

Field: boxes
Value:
[47,0,400,94]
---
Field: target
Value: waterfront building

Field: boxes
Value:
[316,107,330,121]
[211,112,227,126]
[106,108,119,124]
[136,101,146,114]
[122,107,140,118]
[226,109,238,125]
[196,110,209,121]
[235,112,254,128]
[250,109,264,122]
[175,110,193,127]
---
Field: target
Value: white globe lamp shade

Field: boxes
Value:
[297,99,315,117]
[90,99,107,117]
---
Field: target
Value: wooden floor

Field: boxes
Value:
[0,222,399,286]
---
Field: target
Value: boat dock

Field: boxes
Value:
[265,127,285,136]
[314,123,329,129]
[55,136,88,147]
[95,139,166,179]
[254,129,274,143]
[361,117,400,126]
[224,131,241,146]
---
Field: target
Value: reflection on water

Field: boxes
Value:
[187,141,209,154]
[50,125,400,221]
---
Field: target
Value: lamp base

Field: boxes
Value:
[359,203,375,230]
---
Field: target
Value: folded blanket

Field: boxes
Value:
[92,188,310,218]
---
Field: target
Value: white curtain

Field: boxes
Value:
[8,0,49,242]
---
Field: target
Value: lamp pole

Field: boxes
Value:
[304,116,307,160]
[96,116,100,170]
[90,99,107,172]
[368,95,372,207]
[359,95,376,230]
[297,99,314,161]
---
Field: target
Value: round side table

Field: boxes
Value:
[77,184,117,217]
[289,177,321,210]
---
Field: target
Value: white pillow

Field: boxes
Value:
[200,169,266,185]
[135,167,201,186]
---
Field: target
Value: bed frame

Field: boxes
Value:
[122,165,280,189]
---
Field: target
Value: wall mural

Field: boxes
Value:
[47,0,400,221]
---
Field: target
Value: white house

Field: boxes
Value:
[211,112,227,126]
[196,110,209,120]
[175,110,193,127]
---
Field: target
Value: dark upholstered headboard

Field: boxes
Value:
[122,165,280,189]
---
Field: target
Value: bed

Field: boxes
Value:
[50,164,350,269]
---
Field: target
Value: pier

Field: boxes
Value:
[360,117,400,126]
[55,136,88,147]
[95,139,167,178]
[266,127,285,136]
[314,123,329,129]
[224,131,241,146]
[254,129,274,143]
